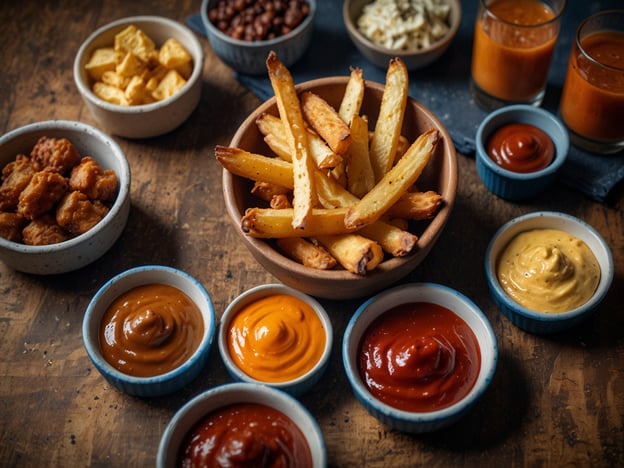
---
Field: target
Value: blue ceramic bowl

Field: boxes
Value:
[157,382,327,468]
[342,283,498,433]
[218,284,333,397]
[200,0,316,75]
[485,211,614,334]
[82,265,216,397]
[476,105,569,201]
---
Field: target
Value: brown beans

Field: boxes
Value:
[208,0,310,42]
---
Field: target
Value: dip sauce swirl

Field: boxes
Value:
[178,402,312,468]
[227,294,325,382]
[487,123,555,173]
[497,229,600,313]
[358,302,481,412]
[99,284,204,377]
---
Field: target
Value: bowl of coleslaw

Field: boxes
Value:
[343,0,461,70]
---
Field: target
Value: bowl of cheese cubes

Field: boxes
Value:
[74,16,204,139]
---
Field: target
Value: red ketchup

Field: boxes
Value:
[358,302,481,412]
[486,123,555,173]
[178,403,313,468]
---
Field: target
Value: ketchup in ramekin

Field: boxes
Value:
[358,302,481,412]
[486,122,555,173]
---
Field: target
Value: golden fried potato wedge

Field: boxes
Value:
[344,128,439,230]
[276,237,337,270]
[386,190,444,220]
[316,234,383,275]
[346,114,375,198]
[242,207,353,238]
[301,91,352,156]
[338,67,365,125]
[215,146,293,189]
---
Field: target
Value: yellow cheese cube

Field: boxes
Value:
[92,82,127,105]
[124,75,148,105]
[158,38,192,69]
[114,25,157,63]
[116,52,146,78]
[100,70,130,90]
[85,47,123,81]
[151,69,187,101]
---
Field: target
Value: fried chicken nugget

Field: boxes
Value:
[17,169,69,220]
[0,212,28,242]
[30,136,81,174]
[69,157,118,202]
[0,154,42,211]
[22,214,70,246]
[56,191,109,235]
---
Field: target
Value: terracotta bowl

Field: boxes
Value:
[222,77,457,300]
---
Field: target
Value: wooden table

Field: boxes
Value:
[1,1,622,466]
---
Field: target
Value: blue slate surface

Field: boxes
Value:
[187,0,624,202]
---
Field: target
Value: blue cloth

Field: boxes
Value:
[187,0,624,202]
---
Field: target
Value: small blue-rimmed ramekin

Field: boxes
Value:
[342,282,498,433]
[485,211,614,334]
[82,265,216,397]
[476,105,569,201]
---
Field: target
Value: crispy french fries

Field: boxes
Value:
[316,234,383,275]
[344,128,439,230]
[276,237,337,269]
[338,67,365,125]
[369,58,409,182]
[266,52,315,230]
[256,113,342,170]
[301,91,352,156]
[216,54,445,275]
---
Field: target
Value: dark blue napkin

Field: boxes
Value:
[187,0,624,202]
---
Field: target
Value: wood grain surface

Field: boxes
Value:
[1,1,622,467]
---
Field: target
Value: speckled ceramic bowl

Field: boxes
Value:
[157,382,327,467]
[200,0,316,75]
[343,282,498,433]
[82,265,216,397]
[218,284,332,396]
[343,0,461,70]
[223,76,457,300]
[0,120,130,274]
[475,105,569,201]
[74,16,204,138]
[485,211,614,334]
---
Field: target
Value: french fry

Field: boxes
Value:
[256,113,342,170]
[215,145,293,189]
[301,91,352,156]
[338,67,365,125]
[250,181,290,202]
[386,190,443,220]
[276,237,337,270]
[266,52,315,230]
[242,207,353,238]
[344,128,439,230]
[316,234,384,275]
[360,222,417,257]
[270,193,292,209]
[369,58,409,182]
[346,114,375,198]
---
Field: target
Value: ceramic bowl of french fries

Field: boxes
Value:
[0,120,131,274]
[74,16,204,139]
[218,53,457,300]
[343,0,461,71]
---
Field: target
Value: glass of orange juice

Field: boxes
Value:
[559,10,624,154]
[470,0,565,111]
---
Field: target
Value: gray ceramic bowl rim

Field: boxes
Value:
[485,211,614,322]
[156,381,327,468]
[0,120,130,254]
[73,15,204,114]
[218,283,333,389]
[343,0,462,58]
[82,265,216,386]
[476,104,569,180]
[200,0,317,48]
[342,282,498,424]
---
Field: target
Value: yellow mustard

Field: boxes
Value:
[227,294,326,382]
[497,228,600,313]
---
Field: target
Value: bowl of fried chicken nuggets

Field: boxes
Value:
[0,120,130,274]
[219,54,457,300]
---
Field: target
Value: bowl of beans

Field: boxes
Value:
[342,282,498,433]
[343,0,461,71]
[485,211,614,334]
[218,283,333,396]
[0,120,130,274]
[157,382,327,467]
[200,0,316,74]
[82,265,217,397]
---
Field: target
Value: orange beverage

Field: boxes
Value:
[470,0,565,110]
[560,11,624,154]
